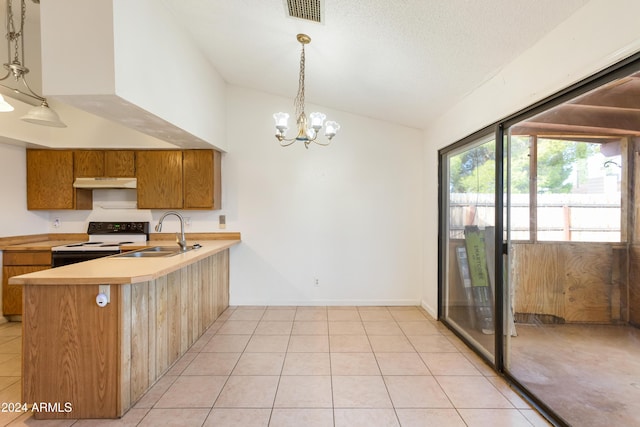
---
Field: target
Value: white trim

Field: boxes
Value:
[421,299,437,319]
[228,298,421,307]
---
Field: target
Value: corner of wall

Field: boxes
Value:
[421,299,437,320]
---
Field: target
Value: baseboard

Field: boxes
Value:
[229,298,422,307]
[420,300,437,319]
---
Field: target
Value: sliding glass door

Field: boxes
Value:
[503,70,637,426]
[439,57,640,426]
[440,133,497,362]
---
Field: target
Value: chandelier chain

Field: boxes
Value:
[294,43,305,121]
[6,0,25,67]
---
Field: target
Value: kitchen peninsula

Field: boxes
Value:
[9,239,239,420]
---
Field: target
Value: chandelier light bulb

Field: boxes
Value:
[273,112,289,132]
[309,112,326,131]
[324,121,340,139]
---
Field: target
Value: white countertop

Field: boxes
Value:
[9,240,239,286]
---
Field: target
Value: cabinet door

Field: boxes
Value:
[2,265,50,316]
[136,151,183,209]
[27,150,75,209]
[105,151,135,177]
[4,251,51,265]
[183,150,221,209]
[74,151,105,177]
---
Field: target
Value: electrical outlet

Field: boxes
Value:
[314,278,320,287]
[184,217,192,228]
[219,214,226,229]
[53,217,60,229]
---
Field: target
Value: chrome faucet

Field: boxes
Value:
[155,211,188,251]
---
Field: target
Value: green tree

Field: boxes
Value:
[510,136,531,194]
[449,137,598,195]
[537,139,597,193]
[459,158,495,192]
[449,140,496,193]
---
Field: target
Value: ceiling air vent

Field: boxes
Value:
[285,0,323,23]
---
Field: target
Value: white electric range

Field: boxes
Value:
[51,221,149,267]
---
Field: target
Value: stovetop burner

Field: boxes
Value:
[63,241,134,248]
[64,242,106,247]
[52,222,150,253]
[51,222,150,267]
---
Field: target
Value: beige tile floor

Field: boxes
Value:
[0,307,551,427]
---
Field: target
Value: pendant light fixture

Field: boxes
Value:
[273,34,339,148]
[0,0,66,127]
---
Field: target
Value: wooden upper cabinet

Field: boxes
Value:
[74,150,135,177]
[136,150,183,209]
[105,151,135,177]
[26,149,219,211]
[74,150,105,177]
[27,150,76,209]
[183,150,221,209]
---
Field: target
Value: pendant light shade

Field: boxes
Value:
[20,101,67,128]
[0,94,14,112]
[0,0,66,127]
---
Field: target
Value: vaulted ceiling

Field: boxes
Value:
[10,0,636,149]
[161,0,591,130]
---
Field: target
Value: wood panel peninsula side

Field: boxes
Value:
[9,239,239,420]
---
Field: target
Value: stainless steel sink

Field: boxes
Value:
[116,246,196,258]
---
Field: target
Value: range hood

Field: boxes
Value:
[73,177,137,189]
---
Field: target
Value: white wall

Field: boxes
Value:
[0,0,178,150]
[40,0,227,151]
[0,86,425,308]
[421,0,640,314]
[0,143,49,236]
[112,0,227,150]
[224,86,424,306]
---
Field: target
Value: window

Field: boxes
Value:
[442,133,497,361]
[448,137,496,240]
[536,138,621,242]
[509,135,623,242]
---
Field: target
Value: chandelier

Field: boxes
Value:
[0,0,66,127]
[273,34,339,148]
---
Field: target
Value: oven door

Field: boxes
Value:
[51,250,120,268]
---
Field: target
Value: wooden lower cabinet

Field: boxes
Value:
[22,250,229,419]
[2,251,51,316]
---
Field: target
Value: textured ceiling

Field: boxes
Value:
[161,0,590,130]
